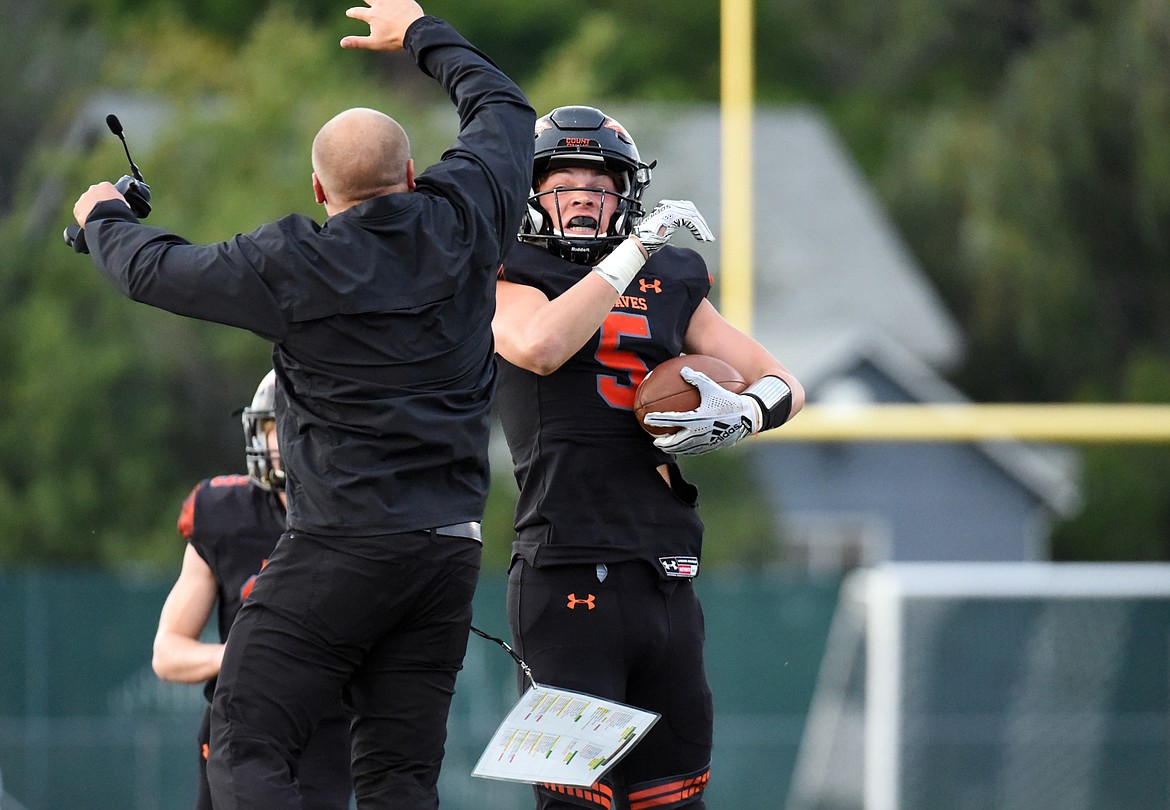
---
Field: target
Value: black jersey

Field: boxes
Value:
[496,241,711,577]
[86,17,536,538]
[177,474,285,699]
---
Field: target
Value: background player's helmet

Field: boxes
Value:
[242,370,284,492]
[519,106,653,264]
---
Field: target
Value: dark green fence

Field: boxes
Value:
[0,568,841,810]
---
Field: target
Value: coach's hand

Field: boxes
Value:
[73,182,129,228]
[341,0,425,52]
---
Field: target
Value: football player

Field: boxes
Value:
[152,371,352,810]
[493,106,804,810]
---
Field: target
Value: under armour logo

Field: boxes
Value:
[566,593,596,610]
[660,556,699,578]
[639,278,662,294]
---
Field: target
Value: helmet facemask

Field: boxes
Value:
[242,370,285,492]
[526,180,641,265]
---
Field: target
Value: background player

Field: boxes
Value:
[151,370,352,810]
[492,105,804,809]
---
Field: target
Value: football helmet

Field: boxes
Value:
[242,370,284,492]
[519,106,653,264]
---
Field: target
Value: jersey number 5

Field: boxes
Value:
[595,312,651,410]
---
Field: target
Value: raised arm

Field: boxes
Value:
[409,18,535,250]
[339,0,424,52]
[495,201,715,374]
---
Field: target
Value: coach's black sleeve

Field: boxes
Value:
[404,16,535,259]
[85,200,289,341]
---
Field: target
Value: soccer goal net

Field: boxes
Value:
[786,562,1170,810]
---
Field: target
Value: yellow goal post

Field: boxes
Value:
[753,404,1170,443]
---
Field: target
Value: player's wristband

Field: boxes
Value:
[592,238,647,293]
[743,375,793,432]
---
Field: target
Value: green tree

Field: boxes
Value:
[869,2,1170,557]
[0,0,103,211]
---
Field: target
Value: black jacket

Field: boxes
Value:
[85,17,535,536]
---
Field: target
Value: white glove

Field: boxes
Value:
[644,367,761,456]
[634,200,715,255]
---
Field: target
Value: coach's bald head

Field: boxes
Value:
[311,107,414,216]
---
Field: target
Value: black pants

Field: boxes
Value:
[196,707,352,810]
[508,560,712,810]
[208,529,481,810]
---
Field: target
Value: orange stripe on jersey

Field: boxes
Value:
[179,474,249,539]
[177,482,202,539]
[628,769,710,810]
[239,559,268,602]
[209,474,250,488]
[539,781,613,810]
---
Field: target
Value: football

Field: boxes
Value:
[634,355,747,436]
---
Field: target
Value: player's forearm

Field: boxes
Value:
[743,365,805,422]
[152,633,225,683]
[683,303,806,420]
[500,274,620,375]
